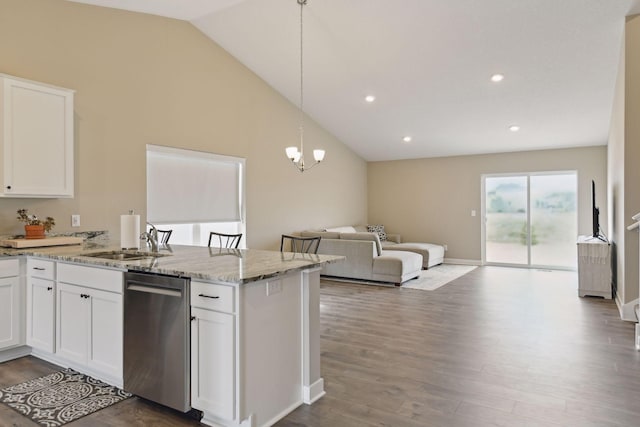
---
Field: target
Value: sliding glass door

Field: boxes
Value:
[483,172,577,269]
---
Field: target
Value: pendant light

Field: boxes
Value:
[285,0,325,172]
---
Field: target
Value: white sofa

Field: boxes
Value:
[300,230,422,285]
[306,225,445,270]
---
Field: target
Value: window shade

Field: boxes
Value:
[147,146,243,224]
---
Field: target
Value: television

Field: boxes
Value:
[592,179,600,239]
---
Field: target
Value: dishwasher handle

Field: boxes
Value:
[127,283,182,297]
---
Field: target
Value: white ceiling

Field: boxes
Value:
[68,0,640,161]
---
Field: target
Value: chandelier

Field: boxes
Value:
[285,0,325,172]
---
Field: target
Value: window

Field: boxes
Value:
[483,171,577,269]
[146,145,245,247]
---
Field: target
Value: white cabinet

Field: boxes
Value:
[191,307,235,421]
[56,282,88,364]
[0,74,74,197]
[26,259,55,353]
[190,281,236,422]
[577,236,612,298]
[0,258,21,350]
[56,263,123,384]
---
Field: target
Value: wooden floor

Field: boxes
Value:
[2,267,638,426]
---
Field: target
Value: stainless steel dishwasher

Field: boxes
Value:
[123,271,191,412]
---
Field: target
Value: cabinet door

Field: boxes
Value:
[0,276,20,350]
[27,277,55,353]
[1,76,74,197]
[191,307,235,421]
[87,288,122,380]
[56,283,88,364]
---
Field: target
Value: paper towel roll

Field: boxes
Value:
[120,214,140,249]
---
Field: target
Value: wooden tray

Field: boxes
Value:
[0,236,83,248]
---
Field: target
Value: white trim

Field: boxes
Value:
[303,378,326,404]
[617,297,638,322]
[444,258,482,266]
[0,345,31,363]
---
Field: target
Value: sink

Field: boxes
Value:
[81,251,170,261]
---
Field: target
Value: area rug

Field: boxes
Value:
[0,369,131,427]
[401,264,477,291]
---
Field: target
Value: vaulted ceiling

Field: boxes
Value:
[69,0,640,161]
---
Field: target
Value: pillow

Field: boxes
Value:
[340,232,382,256]
[367,224,387,242]
[325,226,357,233]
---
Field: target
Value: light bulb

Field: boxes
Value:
[285,146,299,160]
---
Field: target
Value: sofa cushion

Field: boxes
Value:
[325,226,357,233]
[301,230,341,239]
[340,232,382,256]
[367,224,387,241]
[381,242,445,269]
[373,250,423,277]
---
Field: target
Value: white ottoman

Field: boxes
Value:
[381,242,445,269]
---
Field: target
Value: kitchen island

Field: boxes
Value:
[0,242,343,427]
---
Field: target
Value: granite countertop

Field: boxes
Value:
[0,241,344,285]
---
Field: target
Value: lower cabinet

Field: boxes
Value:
[190,280,236,423]
[0,258,21,350]
[26,277,55,353]
[56,263,123,384]
[26,259,56,353]
[191,307,235,421]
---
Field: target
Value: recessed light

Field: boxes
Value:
[402,136,412,143]
[509,125,520,132]
[365,95,376,103]
[491,74,505,82]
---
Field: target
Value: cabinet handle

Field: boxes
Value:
[190,316,196,321]
[33,267,46,271]
[47,287,52,291]
[198,294,220,299]
[80,294,90,299]
[6,185,10,190]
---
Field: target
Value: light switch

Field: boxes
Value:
[471,210,476,217]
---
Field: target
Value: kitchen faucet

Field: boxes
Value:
[141,222,159,252]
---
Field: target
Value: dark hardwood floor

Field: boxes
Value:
[2,267,638,426]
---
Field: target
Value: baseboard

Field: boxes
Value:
[443,258,482,266]
[0,345,31,363]
[616,297,638,322]
[303,378,325,404]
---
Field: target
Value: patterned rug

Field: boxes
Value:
[0,369,131,427]
[401,264,477,291]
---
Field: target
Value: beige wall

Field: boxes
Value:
[608,27,627,303]
[625,16,640,304]
[368,146,607,262]
[0,0,367,250]
[609,14,640,309]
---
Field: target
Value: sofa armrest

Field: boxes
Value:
[317,239,376,280]
[386,233,402,243]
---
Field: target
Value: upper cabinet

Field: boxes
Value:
[0,74,74,198]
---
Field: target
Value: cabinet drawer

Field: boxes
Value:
[0,258,19,278]
[27,258,55,280]
[191,281,234,313]
[57,263,123,294]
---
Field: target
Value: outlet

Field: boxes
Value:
[266,280,282,296]
[71,214,80,227]
[443,244,448,251]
